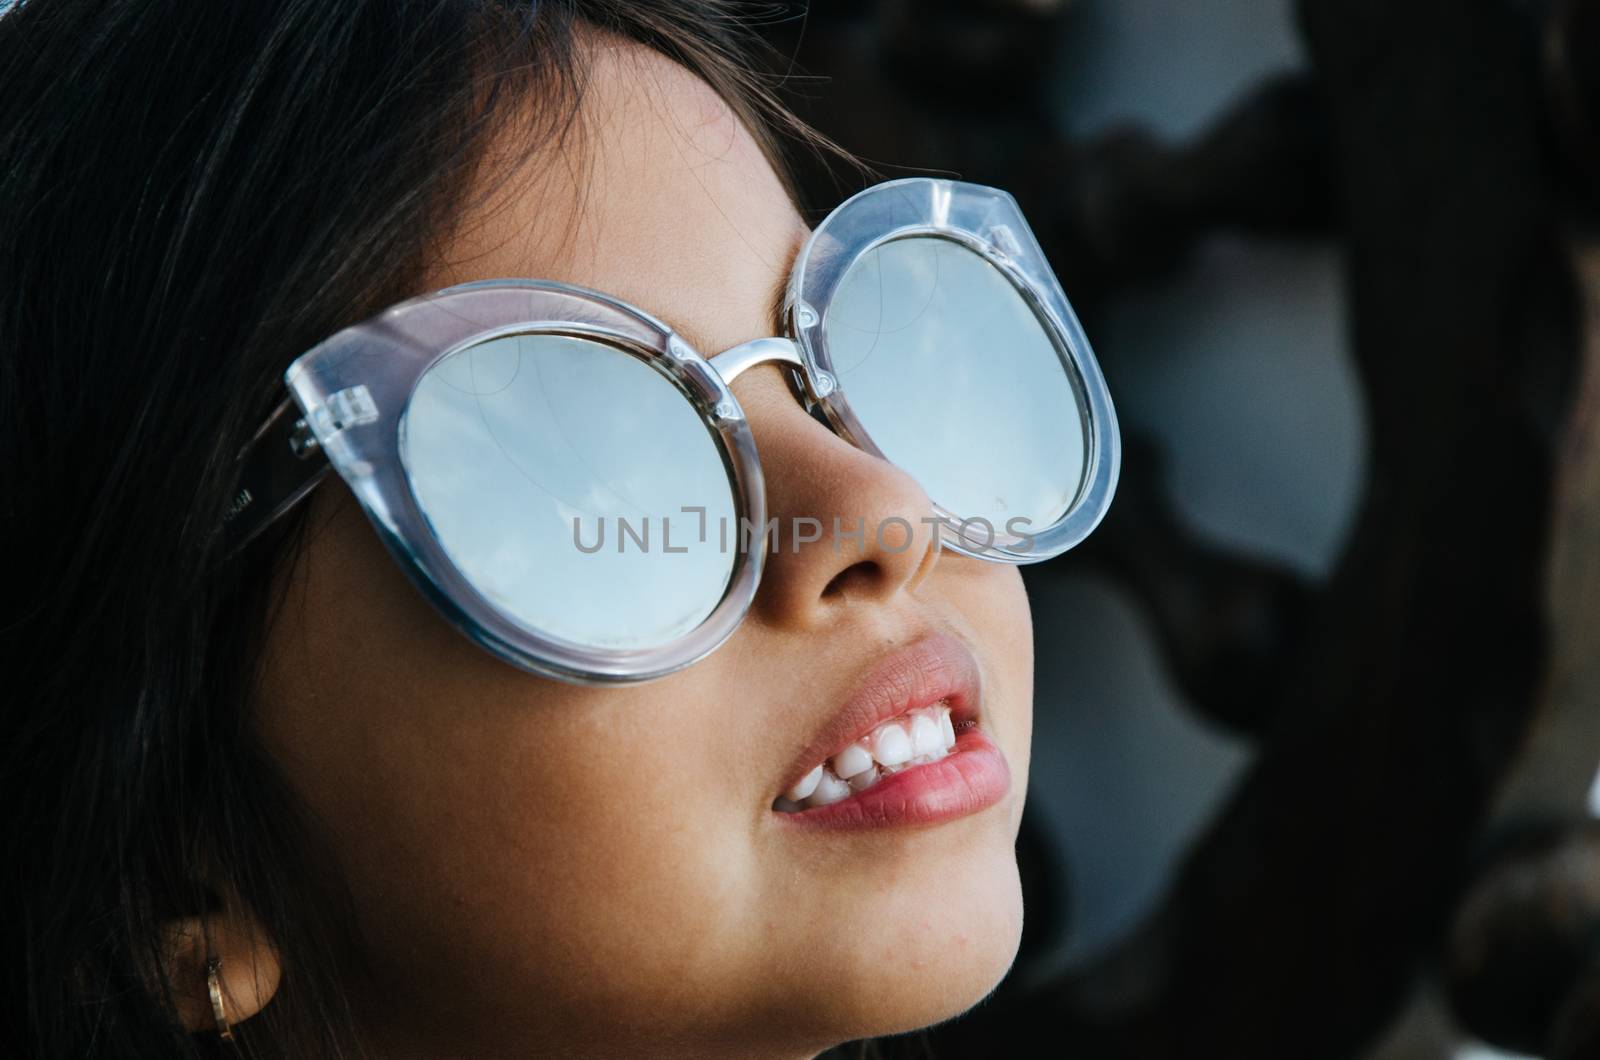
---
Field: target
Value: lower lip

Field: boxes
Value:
[771,726,1011,831]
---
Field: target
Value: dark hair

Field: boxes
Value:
[0,2,871,1056]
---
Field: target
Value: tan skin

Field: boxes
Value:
[171,30,1035,1060]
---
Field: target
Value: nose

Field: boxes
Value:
[728,364,942,628]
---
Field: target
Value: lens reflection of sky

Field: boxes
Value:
[402,333,737,651]
[823,236,1088,533]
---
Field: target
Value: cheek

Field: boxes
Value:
[253,489,768,1041]
[930,560,1034,811]
[943,560,1032,682]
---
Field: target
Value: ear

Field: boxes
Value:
[156,895,283,1037]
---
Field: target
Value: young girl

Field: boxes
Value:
[1,1,1115,1056]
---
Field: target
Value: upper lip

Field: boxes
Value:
[775,630,983,800]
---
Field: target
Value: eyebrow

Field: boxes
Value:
[766,243,795,336]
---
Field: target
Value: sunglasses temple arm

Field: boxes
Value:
[215,394,332,562]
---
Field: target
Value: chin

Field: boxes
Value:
[812,838,1026,1044]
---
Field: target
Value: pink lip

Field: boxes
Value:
[771,631,1011,831]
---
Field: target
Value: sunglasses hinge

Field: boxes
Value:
[287,418,320,459]
[292,384,380,457]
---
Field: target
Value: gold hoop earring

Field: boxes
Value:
[206,957,236,1042]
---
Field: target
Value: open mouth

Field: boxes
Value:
[772,698,980,813]
[768,631,1007,828]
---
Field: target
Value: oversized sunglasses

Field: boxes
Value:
[222,177,1121,684]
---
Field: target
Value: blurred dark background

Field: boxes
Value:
[758,1,1600,1057]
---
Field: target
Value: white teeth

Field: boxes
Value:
[910,713,943,757]
[847,767,882,792]
[830,742,875,780]
[871,724,913,767]
[785,764,823,803]
[774,704,964,814]
[808,769,851,806]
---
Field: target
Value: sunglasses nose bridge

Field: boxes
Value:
[705,335,836,435]
[704,334,804,385]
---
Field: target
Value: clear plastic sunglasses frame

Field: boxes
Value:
[222,176,1121,685]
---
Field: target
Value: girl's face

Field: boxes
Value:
[256,34,1033,1060]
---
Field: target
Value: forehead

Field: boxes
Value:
[426,29,808,354]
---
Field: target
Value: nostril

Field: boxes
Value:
[822,561,882,599]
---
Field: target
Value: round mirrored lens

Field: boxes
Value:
[401,333,738,652]
[822,235,1089,544]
